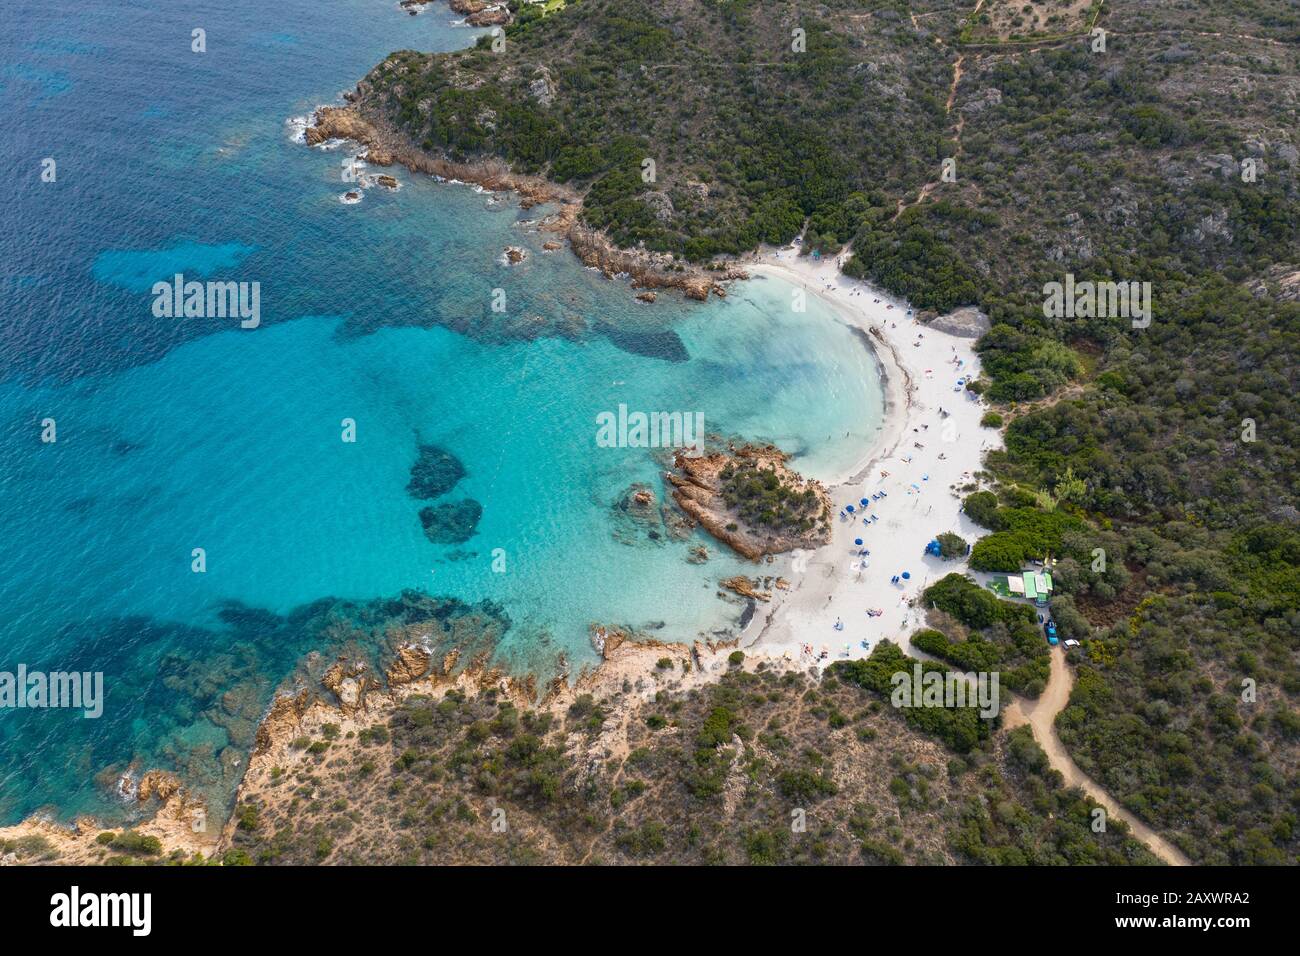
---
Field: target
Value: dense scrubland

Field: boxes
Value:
[227,656,1157,865]
[358,0,1299,864]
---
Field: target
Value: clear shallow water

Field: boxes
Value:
[0,0,883,822]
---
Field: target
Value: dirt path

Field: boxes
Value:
[893,7,976,220]
[1003,647,1191,866]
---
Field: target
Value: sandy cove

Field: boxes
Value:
[726,263,1192,866]
[737,248,1001,666]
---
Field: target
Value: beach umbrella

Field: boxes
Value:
[846,504,855,513]
[901,571,911,579]
[860,498,869,506]
[854,538,863,546]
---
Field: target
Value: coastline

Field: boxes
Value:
[302,104,747,301]
[11,0,1283,875]
[5,65,994,855]
[0,633,773,864]
[734,248,1002,666]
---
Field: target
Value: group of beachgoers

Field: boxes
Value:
[790,335,981,665]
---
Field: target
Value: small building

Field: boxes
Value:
[1021,570,1053,606]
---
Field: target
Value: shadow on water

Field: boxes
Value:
[595,320,690,362]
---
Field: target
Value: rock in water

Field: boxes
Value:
[407,444,466,500]
[419,500,483,544]
[595,321,689,362]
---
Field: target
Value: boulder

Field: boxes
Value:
[926,306,990,338]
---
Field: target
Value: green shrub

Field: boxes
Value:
[962,491,1001,529]
[936,532,969,559]
[103,830,163,857]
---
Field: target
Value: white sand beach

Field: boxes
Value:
[739,247,1002,665]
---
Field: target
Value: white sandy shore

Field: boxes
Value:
[737,247,1002,665]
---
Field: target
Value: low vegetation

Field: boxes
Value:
[718,461,823,534]
[227,647,1156,865]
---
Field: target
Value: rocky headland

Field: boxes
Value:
[302,103,745,301]
[0,616,1160,867]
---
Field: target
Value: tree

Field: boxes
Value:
[937,532,969,559]
[963,491,1001,529]
[1053,466,1087,505]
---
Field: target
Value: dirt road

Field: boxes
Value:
[1003,647,1192,866]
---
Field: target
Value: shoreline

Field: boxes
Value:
[734,248,1001,667]
[302,104,746,301]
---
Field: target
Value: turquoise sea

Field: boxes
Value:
[0,0,883,822]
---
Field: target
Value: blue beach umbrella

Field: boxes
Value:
[854,538,863,546]
[901,571,911,580]
[860,498,869,506]
[846,504,855,513]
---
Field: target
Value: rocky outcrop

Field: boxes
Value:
[419,499,483,544]
[305,106,394,165]
[255,689,311,756]
[136,770,183,803]
[386,643,433,686]
[720,576,772,602]
[407,443,466,500]
[1246,265,1300,303]
[924,306,991,338]
[529,67,557,107]
[467,6,511,27]
[569,226,744,301]
[665,444,832,560]
[321,659,372,714]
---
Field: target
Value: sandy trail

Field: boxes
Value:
[1003,647,1192,866]
[894,34,969,220]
